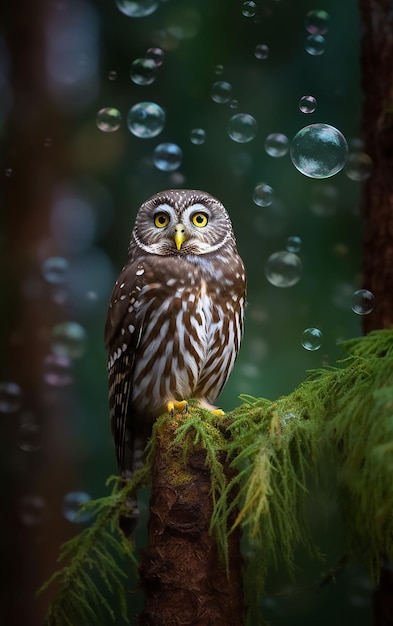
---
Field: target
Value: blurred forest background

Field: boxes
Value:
[1,0,368,624]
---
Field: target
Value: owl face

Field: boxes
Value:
[131,189,235,256]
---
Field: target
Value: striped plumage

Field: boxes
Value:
[105,189,246,480]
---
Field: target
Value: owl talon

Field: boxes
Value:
[167,400,188,417]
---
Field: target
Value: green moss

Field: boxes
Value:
[39,329,393,626]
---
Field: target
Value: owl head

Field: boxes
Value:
[130,189,236,256]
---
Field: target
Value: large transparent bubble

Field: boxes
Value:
[116,0,159,18]
[127,102,165,138]
[227,113,257,143]
[265,251,302,287]
[153,143,183,171]
[290,123,348,179]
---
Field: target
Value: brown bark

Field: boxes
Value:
[138,418,245,626]
[360,0,393,334]
[360,2,393,624]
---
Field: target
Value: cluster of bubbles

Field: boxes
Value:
[130,47,165,86]
[210,77,257,143]
[304,9,330,56]
[290,123,348,179]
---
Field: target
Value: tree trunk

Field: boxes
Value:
[359,2,393,624]
[360,0,393,335]
[138,418,245,626]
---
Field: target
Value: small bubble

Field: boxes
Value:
[18,423,41,452]
[43,354,73,386]
[146,47,164,67]
[305,9,330,35]
[127,102,165,138]
[96,107,122,132]
[286,235,302,253]
[299,95,317,114]
[290,123,348,179]
[255,44,269,60]
[190,128,206,145]
[351,289,374,315]
[51,322,87,359]
[345,152,373,181]
[0,382,22,413]
[265,133,289,157]
[19,495,46,526]
[253,182,274,207]
[214,64,224,75]
[42,257,69,284]
[265,251,302,287]
[305,34,326,56]
[116,0,159,18]
[210,80,233,104]
[5,168,13,177]
[130,57,157,85]
[153,142,183,171]
[302,327,323,351]
[229,99,238,110]
[242,1,257,18]
[227,113,258,143]
[108,70,118,80]
[63,492,93,523]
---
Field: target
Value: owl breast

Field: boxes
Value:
[130,253,245,417]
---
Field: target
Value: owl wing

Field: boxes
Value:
[104,259,146,475]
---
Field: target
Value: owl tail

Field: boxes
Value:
[118,432,147,537]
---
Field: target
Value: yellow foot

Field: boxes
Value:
[167,400,189,417]
[211,409,225,415]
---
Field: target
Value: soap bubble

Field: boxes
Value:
[214,64,224,75]
[255,44,269,60]
[43,354,73,386]
[253,183,274,207]
[265,133,289,157]
[19,495,46,526]
[63,491,92,523]
[153,143,183,171]
[0,382,22,413]
[302,327,323,351]
[127,102,165,138]
[242,1,257,17]
[146,47,164,67]
[96,107,122,132]
[18,423,41,452]
[210,80,232,103]
[305,10,330,35]
[130,58,157,85]
[290,123,348,179]
[286,236,302,253]
[51,322,87,359]
[108,70,117,80]
[227,113,257,143]
[265,251,302,287]
[351,289,374,315]
[116,0,159,18]
[345,152,373,181]
[42,257,69,284]
[299,95,317,114]
[229,99,238,110]
[5,168,13,177]
[305,34,325,56]
[190,128,206,145]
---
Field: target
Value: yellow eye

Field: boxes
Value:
[154,212,170,228]
[191,212,208,227]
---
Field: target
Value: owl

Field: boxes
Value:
[105,189,246,482]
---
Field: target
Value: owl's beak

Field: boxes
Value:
[174,224,186,250]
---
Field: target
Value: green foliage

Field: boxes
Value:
[38,471,149,626]
[40,329,393,625]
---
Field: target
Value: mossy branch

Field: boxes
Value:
[39,329,393,625]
